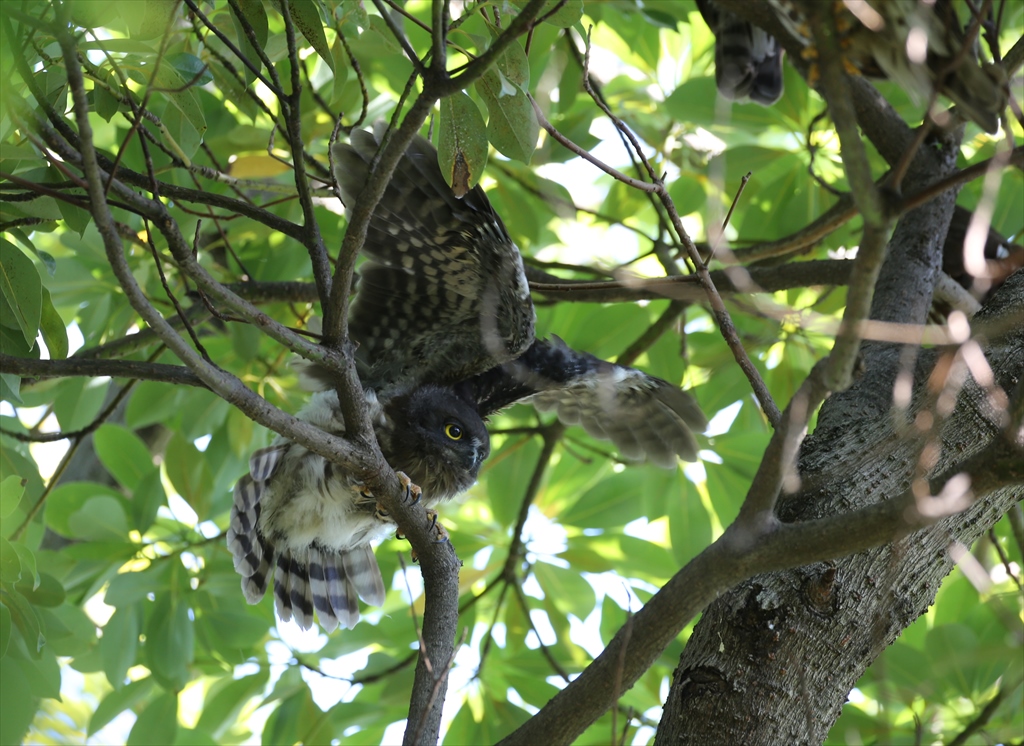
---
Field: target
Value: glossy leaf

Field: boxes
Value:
[0,238,42,347]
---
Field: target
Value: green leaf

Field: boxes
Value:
[1,587,44,657]
[195,670,269,737]
[482,437,542,527]
[167,53,212,87]
[163,433,213,518]
[126,381,183,429]
[38,286,68,360]
[130,469,166,534]
[16,568,64,609]
[0,650,35,743]
[197,609,268,650]
[127,689,179,746]
[69,496,131,542]
[89,677,155,736]
[149,66,207,139]
[0,603,9,657]
[94,77,121,122]
[599,593,629,647]
[94,424,154,491]
[0,372,22,404]
[45,481,127,538]
[126,0,179,40]
[39,602,94,657]
[926,624,982,698]
[101,604,140,688]
[668,173,707,218]
[288,0,334,72]
[105,564,171,607]
[5,230,55,276]
[562,470,651,529]
[667,483,713,566]
[0,537,21,584]
[704,430,767,523]
[173,727,219,745]
[438,92,489,195]
[231,0,269,84]
[145,593,193,691]
[57,198,93,237]
[10,645,61,699]
[512,0,583,28]
[0,475,25,518]
[262,689,315,746]
[476,41,538,163]
[11,544,39,592]
[533,561,595,621]
[52,377,109,433]
[179,388,231,441]
[0,238,42,347]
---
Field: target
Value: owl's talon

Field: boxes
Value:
[425,509,450,544]
[395,471,422,505]
[399,511,450,563]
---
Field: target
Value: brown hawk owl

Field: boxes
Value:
[227,129,707,632]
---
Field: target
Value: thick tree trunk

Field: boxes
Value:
[656,212,1024,743]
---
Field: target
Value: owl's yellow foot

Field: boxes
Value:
[401,509,450,563]
[367,472,421,520]
[396,471,422,505]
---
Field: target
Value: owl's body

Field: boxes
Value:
[228,385,488,631]
[230,127,706,632]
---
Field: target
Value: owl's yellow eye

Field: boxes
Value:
[445,423,463,441]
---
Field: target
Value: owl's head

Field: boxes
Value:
[380,385,490,501]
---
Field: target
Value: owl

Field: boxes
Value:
[227,383,489,632]
[699,0,1006,133]
[228,128,707,632]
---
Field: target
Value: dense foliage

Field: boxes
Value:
[0,1,1021,744]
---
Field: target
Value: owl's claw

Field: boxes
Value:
[396,471,422,505]
[425,509,449,544]
[364,473,421,521]
[400,509,450,563]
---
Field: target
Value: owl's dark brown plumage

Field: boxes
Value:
[335,130,535,390]
[230,127,706,631]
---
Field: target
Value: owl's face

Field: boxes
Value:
[380,385,490,501]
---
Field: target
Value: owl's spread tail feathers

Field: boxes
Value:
[268,544,385,632]
[227,447,386,632]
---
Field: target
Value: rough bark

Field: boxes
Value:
[656,274,1023,742]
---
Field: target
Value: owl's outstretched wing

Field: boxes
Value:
[331,129,535,389]
[227,445,386,632]
[696,0,784,105]
[466,337,707,467]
